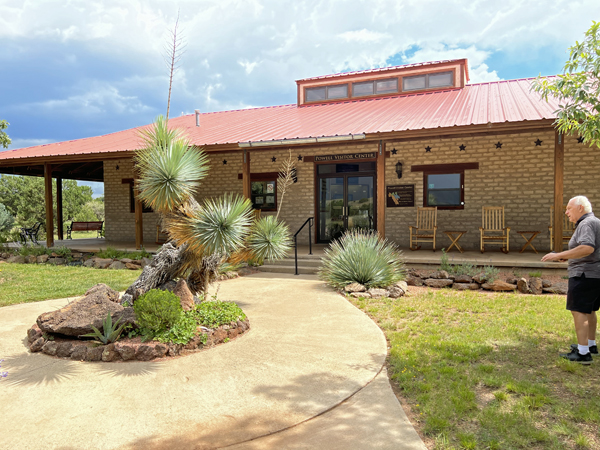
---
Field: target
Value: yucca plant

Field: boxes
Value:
[82,313,126,345]
[319,229,405,289]
[123,115,293,303]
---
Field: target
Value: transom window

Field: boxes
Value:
[305,84,348,102]
[403,71,454,92]
[352,78,398,97]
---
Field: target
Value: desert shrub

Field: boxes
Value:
[96,246,151,260]
[18,244,50,257]
[153,311,200,345]
[133,289,183,335]
[318,229,405,289]
[192,300,246,328]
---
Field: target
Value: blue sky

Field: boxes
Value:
[1,1,598,197]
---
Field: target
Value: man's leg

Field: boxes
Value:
[589,311,597,341]
[572,311,590,345]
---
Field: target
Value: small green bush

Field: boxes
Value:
[192,300,246,328]
[318,229,405,289]
[18,244,50,257]
[133,289,183,335]
[153,311,202,345]
[96,246,152,260]
[528,271,542,278]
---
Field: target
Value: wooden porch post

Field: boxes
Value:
[242,149,251,199]
[44,163,54,248]
[553,129,564,252]
[134,181,144,250]
[377,140,386,238]
[56,177,64,241]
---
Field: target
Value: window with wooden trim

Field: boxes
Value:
[129,183,153,213]
[352,78,398,97]
[251,180,277,211]
[403,71,454,92]
[305,84,348,102]
[424,172,464,209]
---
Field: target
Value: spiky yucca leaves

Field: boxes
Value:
[166,194,254,257]
[135,115,208,213]
[247,215,292,261]
[319,229,405,289]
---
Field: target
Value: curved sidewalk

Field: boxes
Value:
[0,272,426,450]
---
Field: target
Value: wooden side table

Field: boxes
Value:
[443,230,467,253]
[517,230,540,253]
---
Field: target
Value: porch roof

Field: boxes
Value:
[0,76,559,165]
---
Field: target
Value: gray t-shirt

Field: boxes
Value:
[568,212,600,278]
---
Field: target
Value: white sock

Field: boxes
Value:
[589,340,596,347]
[578,344,590,355]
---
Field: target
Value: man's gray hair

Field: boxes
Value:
[570,195,593,213]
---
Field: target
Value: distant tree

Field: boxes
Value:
[0,203,14,231]
[0,175,93,231]
[0,120,11,149]
[532,21,600,147]
[74,199,104,222]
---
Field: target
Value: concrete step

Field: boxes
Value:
[257,264,319,275]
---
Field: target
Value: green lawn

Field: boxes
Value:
[0,263,140,307]
[350,289,600,450]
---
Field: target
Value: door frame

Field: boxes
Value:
[314,159,377,243]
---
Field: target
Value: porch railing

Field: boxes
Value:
[293,217,314,275]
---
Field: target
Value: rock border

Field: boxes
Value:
[26,318,251,362]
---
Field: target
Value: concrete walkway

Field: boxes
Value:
[0,273,426,450]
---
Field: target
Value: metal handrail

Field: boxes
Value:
[293,217,314,275]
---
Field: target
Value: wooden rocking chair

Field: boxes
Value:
[409,207,437,251]
[479,206,510,253]
[549,205,576,250]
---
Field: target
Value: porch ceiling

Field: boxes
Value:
[0,161,104,182]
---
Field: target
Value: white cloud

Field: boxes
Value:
[338,29,389,43]
[5,138,55,151]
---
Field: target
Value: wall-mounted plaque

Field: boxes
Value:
[314,152,376,162]
[387,185,415,207]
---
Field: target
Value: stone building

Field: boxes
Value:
[0,58,595,251]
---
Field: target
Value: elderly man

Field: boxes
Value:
[542,196,600,364]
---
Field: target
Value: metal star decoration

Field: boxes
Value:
[223,159,227,165]
[391,148,398,155]
[495,142,502,149]
[271,156,277,162]
[115,165,119,170]
[459,144,466,151]
[577,136,585,144]
[425,146,432,152]
[297,155,303,161]
[535,139,542,146]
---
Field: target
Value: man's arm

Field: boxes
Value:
[541,245,594,262]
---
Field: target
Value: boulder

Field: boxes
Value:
[528,277,543,295]
[70,345,88,361]
[85,346,104,362]
[93,258,113,269]
[454,274,472,283]
[56,342,74,358]
[37,254,49,264]
[174,279,195,311]
[367,288,387,298]
[27,324,43,343]
[517,278,530,294]
[116,343,136,361]
[542,279,553,288]
[120,258,133,264]
[386,285,405,298]
[430,270,450,279]
[108,261,126,270]
[25,255,37,264]
[7,255,25,264]
[30,337,45,352]
[102,344,119,362]
[543,282,568,295]
[424,278,453,288]
[136,345,157,361]
[405,274,423,286]
[468,283,481,290]
[344,282,366,293]
[505,277,519,285]
[83,258,95,268]
[125,262,141,270]
[472,273,487,284]
[453,283,472,291]
[42,341,58,356]
[36,284,127,336]
[481,280,517,291]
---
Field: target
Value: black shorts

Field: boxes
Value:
[567,273,600,314]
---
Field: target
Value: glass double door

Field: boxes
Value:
[318,175,375,242]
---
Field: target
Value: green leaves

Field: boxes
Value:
[0,120,11,149]
[82,313,126,345]
[247,215,292,261]
[531,21,600,147]
[319,229,405,289]
[135,115,209,213]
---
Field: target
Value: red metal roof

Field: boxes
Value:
[0,77,559,162]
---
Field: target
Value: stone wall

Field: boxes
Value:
[102,132,599,250]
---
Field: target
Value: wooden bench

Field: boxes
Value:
[66,221,103,239]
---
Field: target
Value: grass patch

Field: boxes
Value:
[95,246,152,260]
[349,289,600,450]
[0,263,139,307]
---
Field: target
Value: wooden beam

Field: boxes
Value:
[44,163,54,248]
[242,149,251,199]
[553,130,565,252]
[134,181,144,250]
[56,178,64,240]
[377,140,386,238]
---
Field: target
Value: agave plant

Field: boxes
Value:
[82,313,126,345]
[319,229,405,289]
[124,115,293,301]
